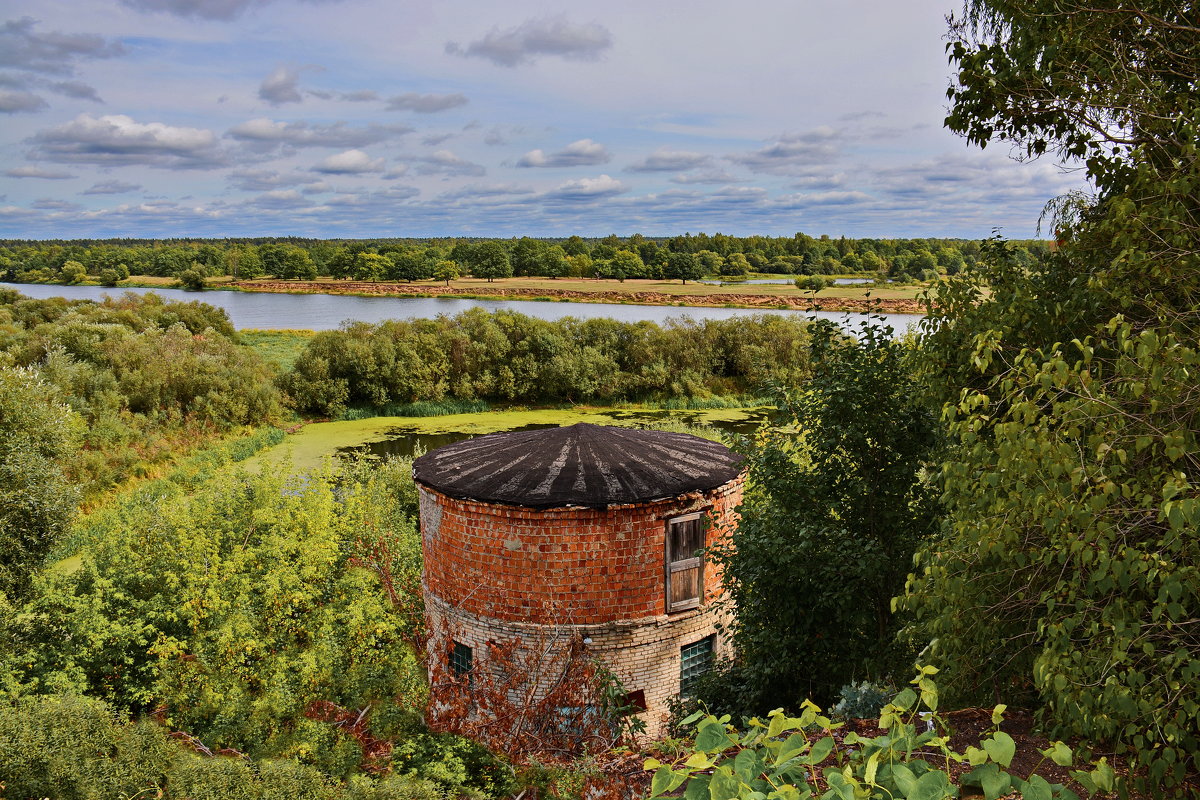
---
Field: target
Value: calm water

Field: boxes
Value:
[339,408,770,461]
[700,277,874,286]
[1,282,922,334]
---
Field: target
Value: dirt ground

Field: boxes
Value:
[226,277,926,314]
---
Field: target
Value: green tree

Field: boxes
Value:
[283,248,317,281]
[466,241,512,282]
[354,253,389,282]
[0,367,82,602]
[665,252,703,284]
[711,318,939,713]
[59,260,87,284]
[433,260,459,287]
[904,3,1200,794]
[176,263,208,291]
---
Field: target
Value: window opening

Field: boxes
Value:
[680,635,715,696]
[450,641,473,684]
[666,513,705,612]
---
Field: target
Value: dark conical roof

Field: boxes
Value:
[412,423,743,509]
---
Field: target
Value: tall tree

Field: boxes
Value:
[712,318,939,712]
[905,3,1200,794]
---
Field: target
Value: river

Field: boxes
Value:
[1,282,923,334]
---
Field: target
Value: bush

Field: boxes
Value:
[647,667,1118,800]
[831,680,894,721]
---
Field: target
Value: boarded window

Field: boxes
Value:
[680,635,715,696]
[450,641,473,683]
[666,513,705,612]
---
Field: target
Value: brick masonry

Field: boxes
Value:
[419,473,744,734]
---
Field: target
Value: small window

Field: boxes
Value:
[450,641,473,682]
[665,513,705,612]
[680,635,715,696]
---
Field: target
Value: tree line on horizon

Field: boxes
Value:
[0,232,1050,286]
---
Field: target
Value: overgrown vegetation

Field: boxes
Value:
[0,457,508,796]
[280,310,813,416]
[900,1,1200,794]
[0,289,284,499]
[648,668,1117,800]
[692,316,939,719]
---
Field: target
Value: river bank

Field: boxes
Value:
[228,278,926,314]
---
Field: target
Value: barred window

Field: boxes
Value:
[450,641,473,683]
[666,513,704,612]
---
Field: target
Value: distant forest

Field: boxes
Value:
[0,232,1050,285]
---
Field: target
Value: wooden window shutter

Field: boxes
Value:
[666,513,704,612]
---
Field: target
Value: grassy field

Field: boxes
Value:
[239,329,316,371]
[158,273,925,301]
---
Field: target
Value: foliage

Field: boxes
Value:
[0,290,283,497]
[281,309,813,416]
[794,274,831,293]
[902,3,1200,795]
[646,667,1112,800]
[0,235,1050,286]
[0,366,82,602]
[0,458,495,785]
[177,265,209,291]
[708,316,939,713]
[830,681,895,723]
[0,694,450,800]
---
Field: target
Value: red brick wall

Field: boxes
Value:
[419,474,744,626]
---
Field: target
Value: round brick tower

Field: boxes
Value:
[413,423,745,734]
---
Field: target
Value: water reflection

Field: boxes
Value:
[1,282,922,334]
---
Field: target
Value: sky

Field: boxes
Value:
[0,0,1084,240]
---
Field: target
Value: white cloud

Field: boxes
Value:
[29,113,224,169]
[517,138,610,168]
[412,149,485,176]
[385,93,468,113]
[626,148,711,172]
[546,174,626,201]
[446,17,612,67]
[5,165,76,179]
[0,17,125,76]
[118,0,342,21]
[312,149,385,174]
[82,179,141,194]
[0,89,47,113]
[226,117,412,149]
[258,66,303,105]
[730,128,841,176]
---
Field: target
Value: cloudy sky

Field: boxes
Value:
[0,0,1083,239]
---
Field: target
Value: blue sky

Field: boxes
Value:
[0,0,1084,239]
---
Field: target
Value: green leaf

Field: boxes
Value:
[982,731,1016,768]
[775,732,809,766]
[908,770,952,800]
[710,769,742,800]
[684,774,711,800]
[734,748,760,782]
[1041,741,1073,767]
[891,763,917,795]
[990,704,1007,725]
[697,719,735,753]
[651,766,676,797]
[892,688,918,712]
[980,766,1011,800]
[803,736,834,766]
[1019,774,1053,800]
